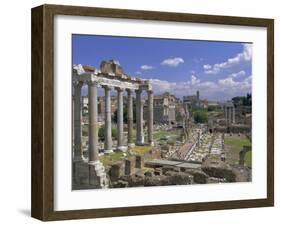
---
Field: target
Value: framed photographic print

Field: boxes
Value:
[31,4,274,221]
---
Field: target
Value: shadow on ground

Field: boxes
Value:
[18,209,30,217]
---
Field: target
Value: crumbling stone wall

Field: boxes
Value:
[100,60,124,76]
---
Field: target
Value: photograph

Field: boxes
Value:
[72,35,253,190]
[30,3,274,221]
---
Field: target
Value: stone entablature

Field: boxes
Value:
[73,64,152,90]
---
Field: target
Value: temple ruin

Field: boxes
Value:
[223,102,236,125]
[72,60,154,188]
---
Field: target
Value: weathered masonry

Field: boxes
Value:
[223,102,236,125]
[72,60,154,188]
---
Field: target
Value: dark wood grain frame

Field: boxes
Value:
[31,4,274,221]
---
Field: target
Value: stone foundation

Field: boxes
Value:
[125,158,135,175]
[89,161,108,188]
[72,160,89,185]
[135,155,143,169]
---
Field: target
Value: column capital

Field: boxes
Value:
[135,89,142,95]
[102,85,112,91]
[126,88,133,94]
[87,80,98,86]
[116,87,124,92]
[73,80,83,87]
[147,90,154,95]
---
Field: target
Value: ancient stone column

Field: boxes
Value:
[88,81,99,163]
[116,87,127,151]
[232,106,236,124]
[88,81,108,188]
[228,107,232,124]
[147,90,154,146]
[226,107,230,125]
[103,85,113,154]
[136,89,144,145]
[73,81,83,161]
[126,89,134,148]
[230,107,233,125]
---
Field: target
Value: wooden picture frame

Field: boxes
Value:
[31,4,274,221]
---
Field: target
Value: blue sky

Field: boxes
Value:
[73,34,252,101]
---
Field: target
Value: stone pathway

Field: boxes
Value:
[186,133,224,162]
[145,159,201,170]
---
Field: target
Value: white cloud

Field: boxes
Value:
[191,75,200,85]
[229,70,246,78]
[217,76,252,92]
[243,44,252,61]
[140,65,154,70]
[218,77,238,87]
[135,71,142,75]
[244,75,252,83]
[150,73,252,101]
[150,79,176,93]
[161,57,184,67]
[203,64,212,70]
[203,44,252,74]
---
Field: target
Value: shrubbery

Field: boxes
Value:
[193,110,208,123]
[207,105,216,111]
[98,125,117,141]
[167,140,175,146]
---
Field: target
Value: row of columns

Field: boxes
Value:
[73,81,154,163]
[224,106,235,125]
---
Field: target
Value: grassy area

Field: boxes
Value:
[207,111,223,118]
[224,136,251,148]
[244,151,252,168]
[142,167,154,173]
[129,146,152,155]
[99,145,153,166]
[153,130,171,140]
[224,135,251,167]
[153,130,180,141]
[100,152,128,166]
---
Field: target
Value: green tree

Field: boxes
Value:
[98,125,117,141]
[232,93,252,107]
[245,93,252,106]
[207,105,216,112]
[112,127,117,139]
[232,96,244,107]
[113,100,136,123]
[193,110,208,123]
